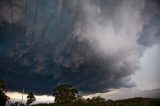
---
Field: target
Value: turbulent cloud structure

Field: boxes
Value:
[0,0,160,95]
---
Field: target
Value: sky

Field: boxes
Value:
[0,0,160,104]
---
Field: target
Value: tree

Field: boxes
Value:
[26,92,36,105]
[75,95,86,105]
[53,84,78,104]
[90,96,105,103]
[0,79,9,106]
[89,96,106,106]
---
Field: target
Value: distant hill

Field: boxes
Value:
[32,97,160,106]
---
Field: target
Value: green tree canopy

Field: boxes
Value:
[53,84,78,104]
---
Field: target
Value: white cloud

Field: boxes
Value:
[84,88,160,100]
[6,92,54,104]
[132,44,160,90]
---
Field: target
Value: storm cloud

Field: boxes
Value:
[0,0,160,95]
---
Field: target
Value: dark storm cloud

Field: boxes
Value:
[0,0,160,95]
[138,0,160,47]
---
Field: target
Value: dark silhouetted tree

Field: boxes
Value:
[90,96,105,103]
[53,84,78,104]
[0,79,9,106]
[26,92,36,105]
[75,95,86,105]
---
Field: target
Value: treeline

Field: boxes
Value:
[1,79,160,106]
[33,98,160,106]
[34,84,160,106]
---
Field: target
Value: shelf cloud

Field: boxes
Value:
[0,0,160,95]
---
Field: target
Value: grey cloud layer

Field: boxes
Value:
[0,0,160,95]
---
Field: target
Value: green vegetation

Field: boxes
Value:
[50,84,160,106]
[0,79,160,106]
[53,84,78,104]
[33,98,160,106]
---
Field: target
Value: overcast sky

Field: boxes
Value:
[132,44,160,90]
[0,0,160,104]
